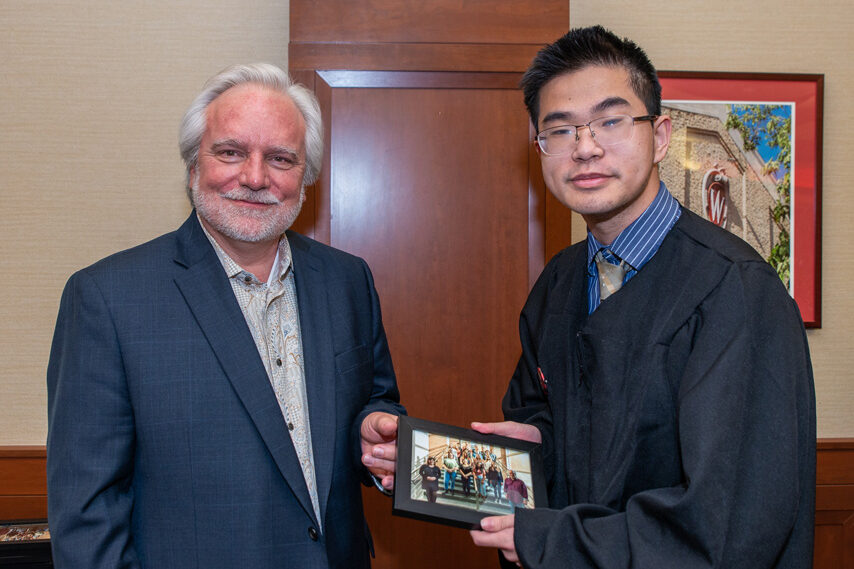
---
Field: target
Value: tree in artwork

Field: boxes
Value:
[726,104,792,286]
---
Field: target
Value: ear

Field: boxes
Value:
[188,165,197,191]
[652,114,672,165]
[531,118,542,156]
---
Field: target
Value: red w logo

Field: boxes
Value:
[706,181,728,226]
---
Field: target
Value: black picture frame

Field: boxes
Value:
[393,415,547,530]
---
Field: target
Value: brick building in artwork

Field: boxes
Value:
[659,102,784,259]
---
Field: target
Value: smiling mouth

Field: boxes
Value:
[224,196,279,206]
[232,199,274,206]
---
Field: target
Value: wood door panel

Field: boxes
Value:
[317,71,541,567]
[321,73,536,424]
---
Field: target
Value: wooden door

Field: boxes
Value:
[309,68,560,568]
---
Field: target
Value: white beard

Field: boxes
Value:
[191,179,305,243]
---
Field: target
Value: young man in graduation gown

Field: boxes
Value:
[470,26,816,568]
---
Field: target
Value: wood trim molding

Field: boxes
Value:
[814,439,854,568]
[3,441,853,566]
[289,42,546,73]
[288,0,567,74]
[3,439,851,522]
[0,446,46,521]
[315,69,522,89]
[816,438,854,510]
[289,0,567,46]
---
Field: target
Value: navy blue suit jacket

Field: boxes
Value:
[47,213,404,569]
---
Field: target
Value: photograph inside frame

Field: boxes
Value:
[394,415,546,529]
[411,428,536,513]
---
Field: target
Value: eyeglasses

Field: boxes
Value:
[535,114,658,156]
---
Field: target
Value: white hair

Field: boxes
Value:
[178,63,323,197]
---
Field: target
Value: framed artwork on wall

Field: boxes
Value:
[658,72,823,327]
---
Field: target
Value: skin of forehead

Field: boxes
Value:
[537,65,645,128]
[205,84,306,148]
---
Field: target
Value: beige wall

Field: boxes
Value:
[0,1,289,444]
[2,0,851,443]
[570,0,854,437]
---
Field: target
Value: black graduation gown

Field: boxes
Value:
[503,208,816,569]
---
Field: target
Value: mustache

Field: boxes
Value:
[221,187,281,205]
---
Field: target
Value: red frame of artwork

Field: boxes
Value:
[659,72,823,327]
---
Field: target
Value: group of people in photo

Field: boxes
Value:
[417,440,529,510]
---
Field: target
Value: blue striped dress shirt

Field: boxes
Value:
[587,182,681,313]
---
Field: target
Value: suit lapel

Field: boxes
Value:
[171,215,319,526]
[289,232,337,524]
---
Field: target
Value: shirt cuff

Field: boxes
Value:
[370,473,393,496]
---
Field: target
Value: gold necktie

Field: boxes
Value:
[595,249,628,300]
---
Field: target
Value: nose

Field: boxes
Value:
[571,126,603,161]
[239,153,269,190]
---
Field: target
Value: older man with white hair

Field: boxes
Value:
[47,63,405,569]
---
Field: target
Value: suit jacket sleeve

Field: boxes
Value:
[47,270,141,568]
[351,258,406,482]
[511,261,816,569]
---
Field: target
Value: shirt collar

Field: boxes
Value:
[197,213,293,284]
[586,182,681,270]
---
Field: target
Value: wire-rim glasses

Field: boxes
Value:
[535,114,658,156]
